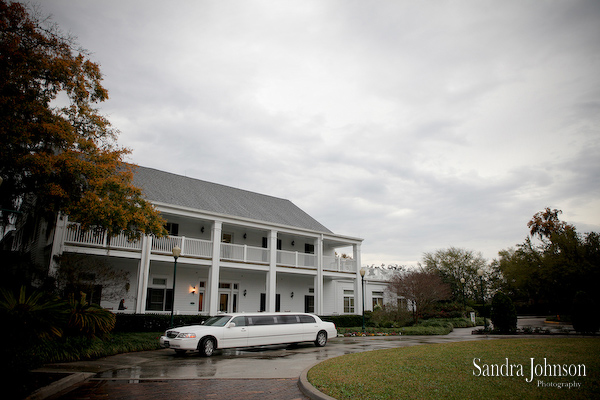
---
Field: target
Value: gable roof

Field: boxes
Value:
[132,166,333,233]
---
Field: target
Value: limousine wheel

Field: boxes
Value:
[315,331,327,347]
[199,337,216,357]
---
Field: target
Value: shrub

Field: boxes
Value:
[320,314,365,328]
[66,292,115,337]
[571,291,600,334]
[114,313,209,332]
[490,292,517,333]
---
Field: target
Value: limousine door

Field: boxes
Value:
[221,316,248,348]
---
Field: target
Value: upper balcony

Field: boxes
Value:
[63,223,356,272]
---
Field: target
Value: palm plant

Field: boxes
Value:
[0,286,67,341]
[66,292,116,337]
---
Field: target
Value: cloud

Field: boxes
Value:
[36,0,600,266]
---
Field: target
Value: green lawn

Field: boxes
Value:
[308,338,600,400]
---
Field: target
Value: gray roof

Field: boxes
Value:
[133,166,332,233]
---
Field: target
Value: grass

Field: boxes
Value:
[308,338,600,400]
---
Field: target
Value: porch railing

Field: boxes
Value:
[323,256,356,272]
[277,250,317,269]
[64,223,141,250]
[220,242,269,264]
[151,236,212,258]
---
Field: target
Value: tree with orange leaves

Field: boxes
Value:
[0,1,165,241]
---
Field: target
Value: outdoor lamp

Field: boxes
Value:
[477,269,488,330]
[360,267,366,332]
[170,246,181,328]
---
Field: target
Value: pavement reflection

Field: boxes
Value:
[42,317,565,382]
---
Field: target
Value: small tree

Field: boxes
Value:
[490,292,517,333]
[572,291,600,334]
[387,268,451,324]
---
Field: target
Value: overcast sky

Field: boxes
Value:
[35,0,600,267]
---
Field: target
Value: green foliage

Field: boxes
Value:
[571,291,600,334]
[320,314,365,328]
[495,208,600,315]
[0,0,166,239]
[421,247,488,303]
[0,286,67,341]
[490,292,517,333]
[114,313,209,332]
[66,292,115,337]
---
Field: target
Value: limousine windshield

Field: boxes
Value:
[203,315,231,326]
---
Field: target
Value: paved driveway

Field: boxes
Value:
[42,317,558,399]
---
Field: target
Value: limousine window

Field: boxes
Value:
[203,315,232,326]
[278,315,299,324]
[249,316,276,326]
[230,316,246,326]
[299,315,316,323]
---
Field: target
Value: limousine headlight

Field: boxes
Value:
[177,333,197,338]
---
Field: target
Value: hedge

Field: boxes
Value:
[114,314,208,332]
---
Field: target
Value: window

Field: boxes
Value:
[305,243,315,254]
[372,291,384,310]
[299,314,316,323]
[249,316,276,326]
[261,237,281,249]
[222,233,233,243]
[343,290,355,313]
[231,316,246,326]
[165,223,179,236]
[259,293,281,312]
[146,288,173,311]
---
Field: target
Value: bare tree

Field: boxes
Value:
[387,268,451,323]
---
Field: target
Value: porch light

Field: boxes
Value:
[291,241,295,246]
[291,292,294,298]
[243,289,247,297]
[190,286,196,294]
[170,246,181,328]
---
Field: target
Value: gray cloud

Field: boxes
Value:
[36,0,600,265]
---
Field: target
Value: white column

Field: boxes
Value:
[48,213,68,277]
[316,235,324,315]
[208,221,222,315]
[266,230,278,312]
[354,243,363,315]
[136,235,152,314]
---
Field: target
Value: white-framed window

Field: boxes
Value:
[372,291,384,309]
[146,276,172,311]
[343,289,355,313]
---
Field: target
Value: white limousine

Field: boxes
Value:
[160,312,337,356]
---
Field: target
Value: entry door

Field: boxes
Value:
[305,295,315,313]
[219,293,229,312]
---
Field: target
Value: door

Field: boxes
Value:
[305,295,314,313]
[219,293,229,312]
[221,316,248,348]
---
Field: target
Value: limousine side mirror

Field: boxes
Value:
[228,322,236,328]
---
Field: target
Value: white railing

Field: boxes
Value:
[151,236,212,258]
[323,256,356,272]
[277,250,317,269]
[220,243,269,264]
[64,223,141,250]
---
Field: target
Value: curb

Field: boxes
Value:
[298,363,337,400]
[25,372,95,400]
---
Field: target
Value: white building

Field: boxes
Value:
[47,166,390,316]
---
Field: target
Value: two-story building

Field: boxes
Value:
[47,166,386,316]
